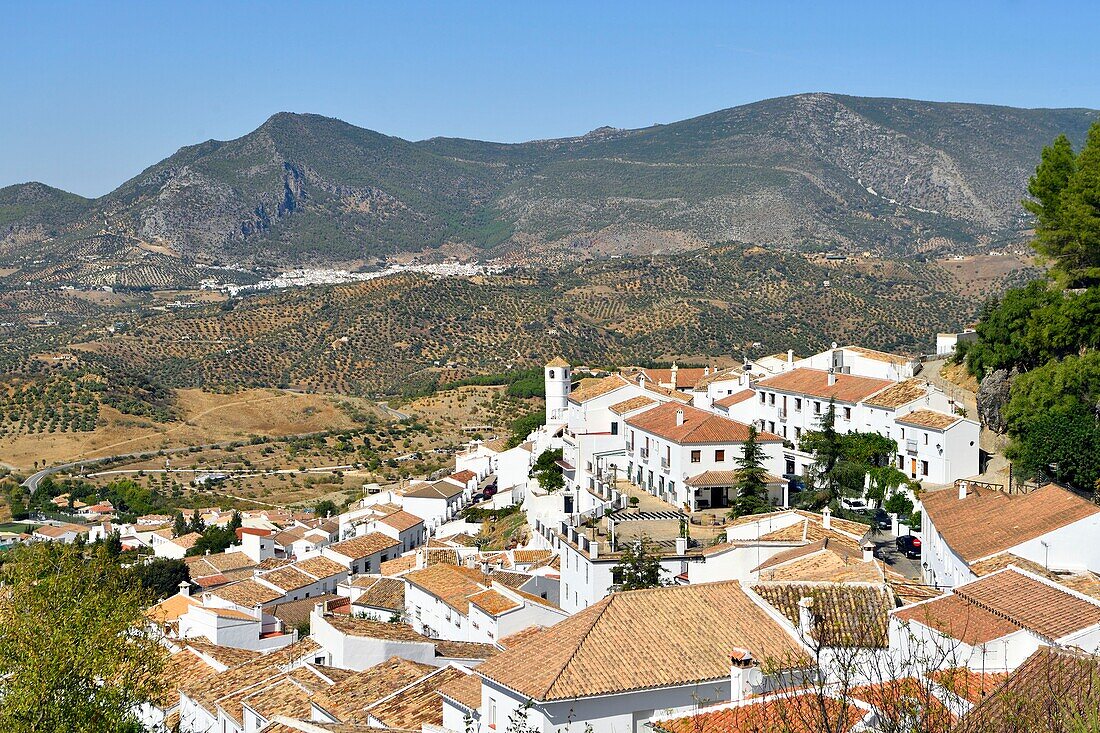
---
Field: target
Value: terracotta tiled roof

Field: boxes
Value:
[156,647,221,706]
[402,481,464,500]
[896,568,1100,644]
[433,640,499,660]
[211,579,284,607]
[438,668,483,711]
[755,368,894,403]
[487,569,534,588]
[326,533,400,560]
[404,564,490,613]
[927,668,1009,706]
[568,375,630,403]
[260,566,318,593]
[894,593,1020,645]
[467,588,521,616]
[293,556,348,579]
[269,594,340,629]
[323,615,431,642]
[654,693,866,733]
[952,568,1100,639]
[366,666,467,729]
[713,389,755,408]
[842,345,913,364]
[352,577,405,612]
[637,367,710,389]
[379,510,424,532]
[955,647,1100,733]
[546,356,570,367]
[608,395,657,414]
[760,546,883,584]
[171,531,203,549]
[496,625,547,650]
[449,470,477,483]
[475,581,809,701]
[186,551,256,573]
[146,592,200,624]
[380,555,417,576]
[862,379,930,408]
[626,402,781,445]
[684,469,785,488]
[896,409,960,430]
[183,641,262,669]
[310,656,435,722]
[850,678,956,730]
[922,483,1100,563]
[512,549,553,565]
[753,583,892,648]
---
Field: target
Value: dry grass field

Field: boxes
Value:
[0,388,379,470]
[934,254,1039,297]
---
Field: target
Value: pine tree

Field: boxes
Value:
[729,425,771,518]
[1025,122,1100,286]
[172,511,187,538]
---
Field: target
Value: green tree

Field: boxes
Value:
[103,530,122,559]
[172,510,188,538]
[1004,352,1100,491]
[611,539,667,591]
[187,511,206,535]
[728,426,772,518]
[0,542,166,732]
[1024,122,1100,287]
[314,500,339,518]
[134,558,191,600]
[530,448,564,492]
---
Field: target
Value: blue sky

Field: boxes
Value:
[3,1,1098,197]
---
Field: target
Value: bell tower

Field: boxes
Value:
[545,357,571,427]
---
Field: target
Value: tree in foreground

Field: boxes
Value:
[0,542,166,732]
[728,425,772,518]
[611,538,668,591]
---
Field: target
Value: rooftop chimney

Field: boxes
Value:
[821,506,832,531]
[675,536,688,555]
[787,349,794,371]
[862,541,875,563]
[729,648,759,702]
[675,409,685,426]
[670,363,678,389]
[178,580,191,598]
[798,596,815,639]
[827,368,836,386]
[958,481,968,501]
[704,365,710,377]
[416,547,426,569]
[589,541,600,560]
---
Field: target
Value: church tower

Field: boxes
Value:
[544,357,571,427]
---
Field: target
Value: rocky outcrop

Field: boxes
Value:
[977,367,1017,434]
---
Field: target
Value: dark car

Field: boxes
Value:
[874,510,892,531]
[896,534,922,558]
[482,485,497,499]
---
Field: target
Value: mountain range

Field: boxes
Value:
[1,93,1096,288]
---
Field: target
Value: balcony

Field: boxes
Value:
[660,457,670,471]
[906,439,918,454]
[778,407,788,421]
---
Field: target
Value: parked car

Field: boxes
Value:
[874,510,892,531]
[483,485,497,499]
[896,534,922,558]
[840,497,870,514]
[783,473,805,493]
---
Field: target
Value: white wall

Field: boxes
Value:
[310,610,437,670]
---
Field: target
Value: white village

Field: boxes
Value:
[15,342,1090,733]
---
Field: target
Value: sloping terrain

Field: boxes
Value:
[3,244,1034,396]
[0,94,1094,288]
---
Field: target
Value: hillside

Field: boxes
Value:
[1,244,1034,397]
[0,94,1094,288]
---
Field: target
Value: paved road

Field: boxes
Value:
[376,401,410,421]
[867,527,922,579]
